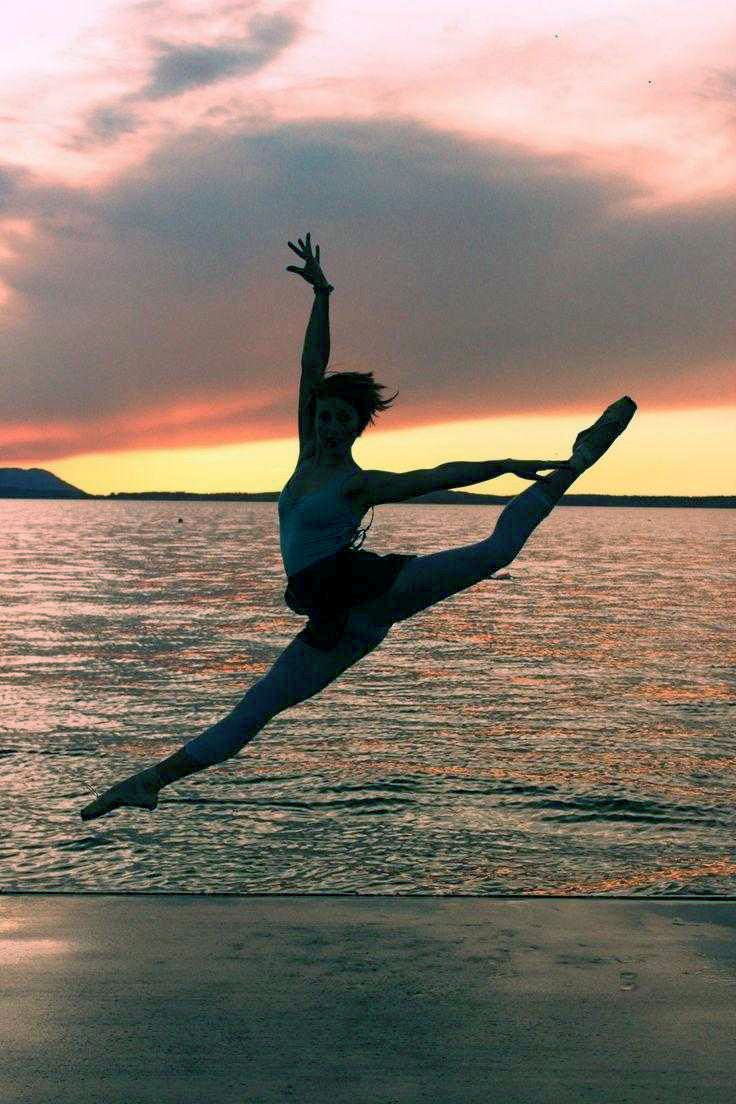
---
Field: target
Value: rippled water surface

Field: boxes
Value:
[1,500,734,895]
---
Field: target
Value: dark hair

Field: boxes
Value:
[310,370,399,436]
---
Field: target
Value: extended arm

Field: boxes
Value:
[431,458,574,491]
[348,460,507,506]
[348,458,574,506]
[427,459,508,492]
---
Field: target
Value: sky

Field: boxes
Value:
[0,0,734,496]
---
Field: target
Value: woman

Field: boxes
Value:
[81,233,636,821]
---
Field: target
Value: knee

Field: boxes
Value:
[479,549,512,578]
[476,534,511,578]
[488,554,512,575]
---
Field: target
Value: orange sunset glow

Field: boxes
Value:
[1,1,734,495]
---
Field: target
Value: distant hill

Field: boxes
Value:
[1,468,733,507]
[0,468,89,498]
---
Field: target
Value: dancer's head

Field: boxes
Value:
[314,394,361,460]
[310,370,400,463]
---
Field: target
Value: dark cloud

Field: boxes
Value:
[63,103,141,153]
[0,163,24,209]
[85,104,140,144]
[142,12,300,99]
[63,10,300,153]
[0,117,734,460]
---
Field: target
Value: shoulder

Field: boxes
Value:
[342,468,382,509]
[343,468,433,507]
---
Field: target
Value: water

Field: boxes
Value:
[0,499,734,895]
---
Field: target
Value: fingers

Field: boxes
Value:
[287,233,316,259]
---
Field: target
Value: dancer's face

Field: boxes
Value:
[314,396,361,458]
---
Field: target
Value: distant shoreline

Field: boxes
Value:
[2,490,735,508]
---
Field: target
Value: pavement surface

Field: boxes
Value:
[1,894,735,1104]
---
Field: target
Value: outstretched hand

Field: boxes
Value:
[506,459,576,484]
[286,231,330,288]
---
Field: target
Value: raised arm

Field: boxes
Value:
[300,285,332,371]
[297,290,331,454]
[287,232,335,455]
[286,232,334,370]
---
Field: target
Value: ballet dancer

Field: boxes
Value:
[81,233,636,821]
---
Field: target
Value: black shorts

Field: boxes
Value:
[284,545,417,651]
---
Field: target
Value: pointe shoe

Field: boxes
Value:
[80,770,160,822]
[568,396,637,475]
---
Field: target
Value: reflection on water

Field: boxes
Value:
[0,500,734,894]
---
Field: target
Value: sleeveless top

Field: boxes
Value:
[277,470,371,576]
[277,468,416,652]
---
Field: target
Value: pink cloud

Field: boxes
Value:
[0,2,734,465]
[1,1,735,203]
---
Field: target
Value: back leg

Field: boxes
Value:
[80,619,392,819]
[183,616,392,766]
